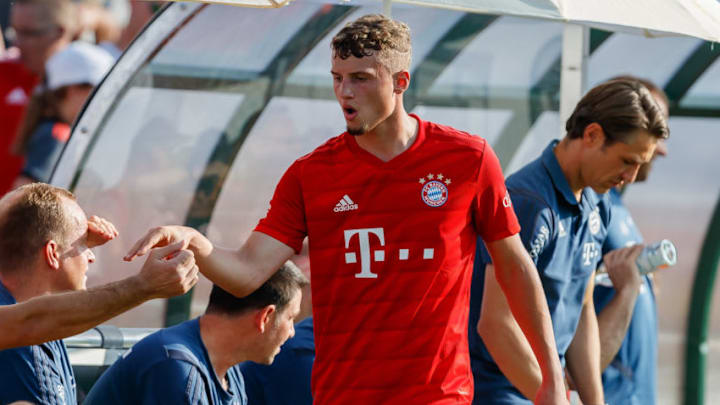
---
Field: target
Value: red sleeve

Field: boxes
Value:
[472,143,521,242]
[254,161,307,253]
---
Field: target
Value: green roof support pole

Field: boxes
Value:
[684,194,720,405]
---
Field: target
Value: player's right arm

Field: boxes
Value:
[126,162,304,299]
[126,227,294,298]
[483,234,568,405]
[0,242,197,350]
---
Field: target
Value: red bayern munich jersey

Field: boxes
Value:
[255,114,520,404]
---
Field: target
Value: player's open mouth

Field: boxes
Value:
[343,107,358,120]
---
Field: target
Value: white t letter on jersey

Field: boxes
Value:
[345,228,385,279]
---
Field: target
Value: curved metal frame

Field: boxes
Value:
[51,2,204,189]
[684,193,720,405]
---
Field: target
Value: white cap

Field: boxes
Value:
[45,41,115,90]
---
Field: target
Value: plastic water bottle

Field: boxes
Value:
[595,239,677,287]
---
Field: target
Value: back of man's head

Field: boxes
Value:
[0,183,76,273]
[206,261,309,317]
[565,78,669,145]
[609,75,669,118]
[331,14,412,74]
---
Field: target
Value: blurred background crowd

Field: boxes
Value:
[0,0,162,197]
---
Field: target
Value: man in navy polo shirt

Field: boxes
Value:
[0,183,120,405]
[240,316,315,405]
[469,78,669,404]
[593,77,670,405]
[84,262,307,405]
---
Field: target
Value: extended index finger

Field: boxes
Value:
[125,229,169,261]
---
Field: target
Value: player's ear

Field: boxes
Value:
[44,240,61,270]
[255,305,277,333]
[394,71,410,94]
[582,122,605,148]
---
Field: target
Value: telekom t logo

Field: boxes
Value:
[582,242,599,266]
[344,227,435,279]
[344,228,384,279]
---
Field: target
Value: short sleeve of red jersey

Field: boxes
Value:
[472,144,521,242]
[254,161,307,253]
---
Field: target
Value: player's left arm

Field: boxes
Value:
[565,275,604,405]
[487,235,568,405]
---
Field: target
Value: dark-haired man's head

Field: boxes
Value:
[330,14,412,136]
[607,75,670,183]
[564,78,670,193]
[205,261,309,364]
[0,183,94,294]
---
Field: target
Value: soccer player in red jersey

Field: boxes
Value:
[127,14,567,405]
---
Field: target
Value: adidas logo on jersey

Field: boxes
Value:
[334,195,358,212]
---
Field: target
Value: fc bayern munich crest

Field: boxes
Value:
[419,173,451,207]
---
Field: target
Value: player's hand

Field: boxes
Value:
[602,244,644,293]
[136,241,199,299]
[534,377,570,405]
[124,225,212,262]
[87,215,119,248]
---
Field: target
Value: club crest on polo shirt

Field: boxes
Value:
[418,173,450,207]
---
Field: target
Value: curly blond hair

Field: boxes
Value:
[331,14,411,74]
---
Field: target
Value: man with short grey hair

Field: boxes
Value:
[0,183,198,404]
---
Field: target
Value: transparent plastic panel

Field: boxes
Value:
[73,88,244,327]
[429,16,563,97]
[588,33,699,87]
[504,111,560,175]
[410,106,513,146]
[682,58,720,108]
[287,5,464,87]
[151,4,322,78]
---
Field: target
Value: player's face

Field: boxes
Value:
[257,290,302,364]
[583,129,657,194]
[56,200,95,291]
[331,54,397,136]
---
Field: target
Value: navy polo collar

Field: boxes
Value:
[541,140,599,213]
[0,280,16,304]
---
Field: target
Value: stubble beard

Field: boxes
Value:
[347,123,369,136]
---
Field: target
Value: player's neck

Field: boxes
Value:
[199,314,251,388]
[355,110,418,162]
[554,138,585,202]
[0,271,54,303]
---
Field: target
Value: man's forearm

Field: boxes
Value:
[566,302,604,404]
[495,260,563,382]
[479,265,543,400]
[597,287,639,370]
[194,232,294,298]
[1,276,150,350]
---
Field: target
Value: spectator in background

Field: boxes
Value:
[0,0,76,196]
[13,41,113,187]
[593,76,670,405]
[240,316,315,405]
[75,0,129,58]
